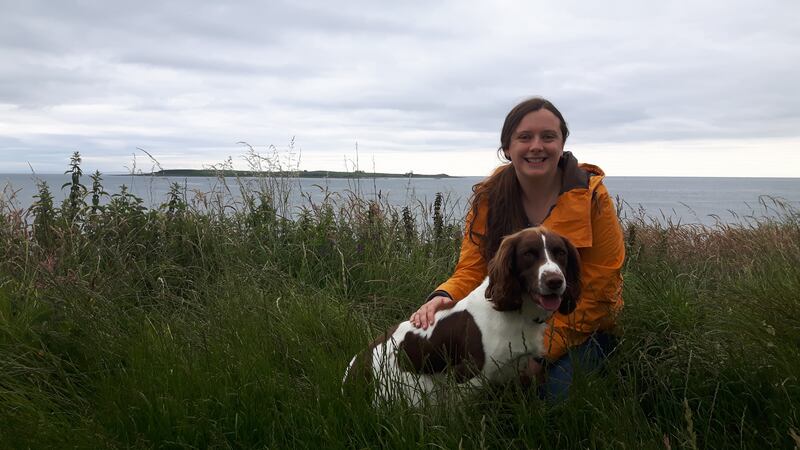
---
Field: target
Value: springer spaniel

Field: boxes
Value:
[343,226,581,406]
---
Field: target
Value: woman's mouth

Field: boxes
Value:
[523,156,547,164]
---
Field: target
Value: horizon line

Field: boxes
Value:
[2,171,799,180]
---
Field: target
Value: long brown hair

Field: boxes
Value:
[468,97,570,262]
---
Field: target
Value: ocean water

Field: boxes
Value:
[1,173,798,226]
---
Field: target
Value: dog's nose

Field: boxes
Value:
[544,276,564,291]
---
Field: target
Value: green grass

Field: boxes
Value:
[1,153,798,448]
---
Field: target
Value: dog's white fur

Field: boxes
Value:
[344,228,577,406]
[346,278,551,406]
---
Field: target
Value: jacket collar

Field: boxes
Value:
[558,151,591,193]
[543,152,604,248]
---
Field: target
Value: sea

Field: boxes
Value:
[1,173,799,226]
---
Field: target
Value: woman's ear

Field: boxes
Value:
[486,232,522,311]
[558,236,581,315]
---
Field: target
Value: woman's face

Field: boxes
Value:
[504,109,564,182]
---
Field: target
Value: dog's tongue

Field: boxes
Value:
[537,294,562,312]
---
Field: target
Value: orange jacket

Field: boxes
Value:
[433,154,625,361]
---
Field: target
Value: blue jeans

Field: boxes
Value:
[540,331,617,402]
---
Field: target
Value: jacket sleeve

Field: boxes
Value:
[544,183,625,361]
[432,205,489,301]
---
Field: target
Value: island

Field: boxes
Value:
[127,169,456,179]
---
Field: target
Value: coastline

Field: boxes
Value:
[121,169,457,179]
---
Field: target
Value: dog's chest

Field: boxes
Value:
[483,322,543,355]
[471,309,545,377]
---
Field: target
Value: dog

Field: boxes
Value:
[343,226,581,406]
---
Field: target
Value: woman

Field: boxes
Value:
[410,97,625,400]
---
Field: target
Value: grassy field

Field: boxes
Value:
[1,153,798,449]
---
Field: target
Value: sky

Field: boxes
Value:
[1,0,799,177]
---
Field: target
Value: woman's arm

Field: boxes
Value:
[410,205,490,328]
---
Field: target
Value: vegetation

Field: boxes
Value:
[135,169,454,179]
[1,153,798,449]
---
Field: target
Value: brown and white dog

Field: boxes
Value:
[343,226,581,406]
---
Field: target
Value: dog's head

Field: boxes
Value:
[485,226,581,315]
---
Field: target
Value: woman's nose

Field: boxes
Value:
[529,136,544,150]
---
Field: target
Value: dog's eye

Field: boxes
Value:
[525,250,539,259]
[552,248,566,258]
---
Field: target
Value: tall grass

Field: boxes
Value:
[1,153,798,449]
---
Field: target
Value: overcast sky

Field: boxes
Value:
[1,0,799,176]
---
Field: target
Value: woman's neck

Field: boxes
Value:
[520,169,562,202]
[518,169,563,224]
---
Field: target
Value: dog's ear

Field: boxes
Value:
[558,236,582,315]
[486,232,522,311]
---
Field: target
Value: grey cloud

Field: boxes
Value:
[1,0,444,55]
[0,63,109,107]
[116,51,317,78]
[1,0,799,173]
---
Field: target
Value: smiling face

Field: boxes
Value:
[504,109,565,182]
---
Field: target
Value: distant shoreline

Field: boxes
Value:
[121,169,457,179]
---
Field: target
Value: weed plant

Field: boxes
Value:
[0,153,798,449]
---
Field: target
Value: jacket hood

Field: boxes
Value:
[558,151,604,194]
[545,151,608,248]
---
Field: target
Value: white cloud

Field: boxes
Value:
[577,137,800,178]
[0,0,798,176]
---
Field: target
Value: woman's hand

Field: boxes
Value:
[519,357,545,387]
[409,295,455,329]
